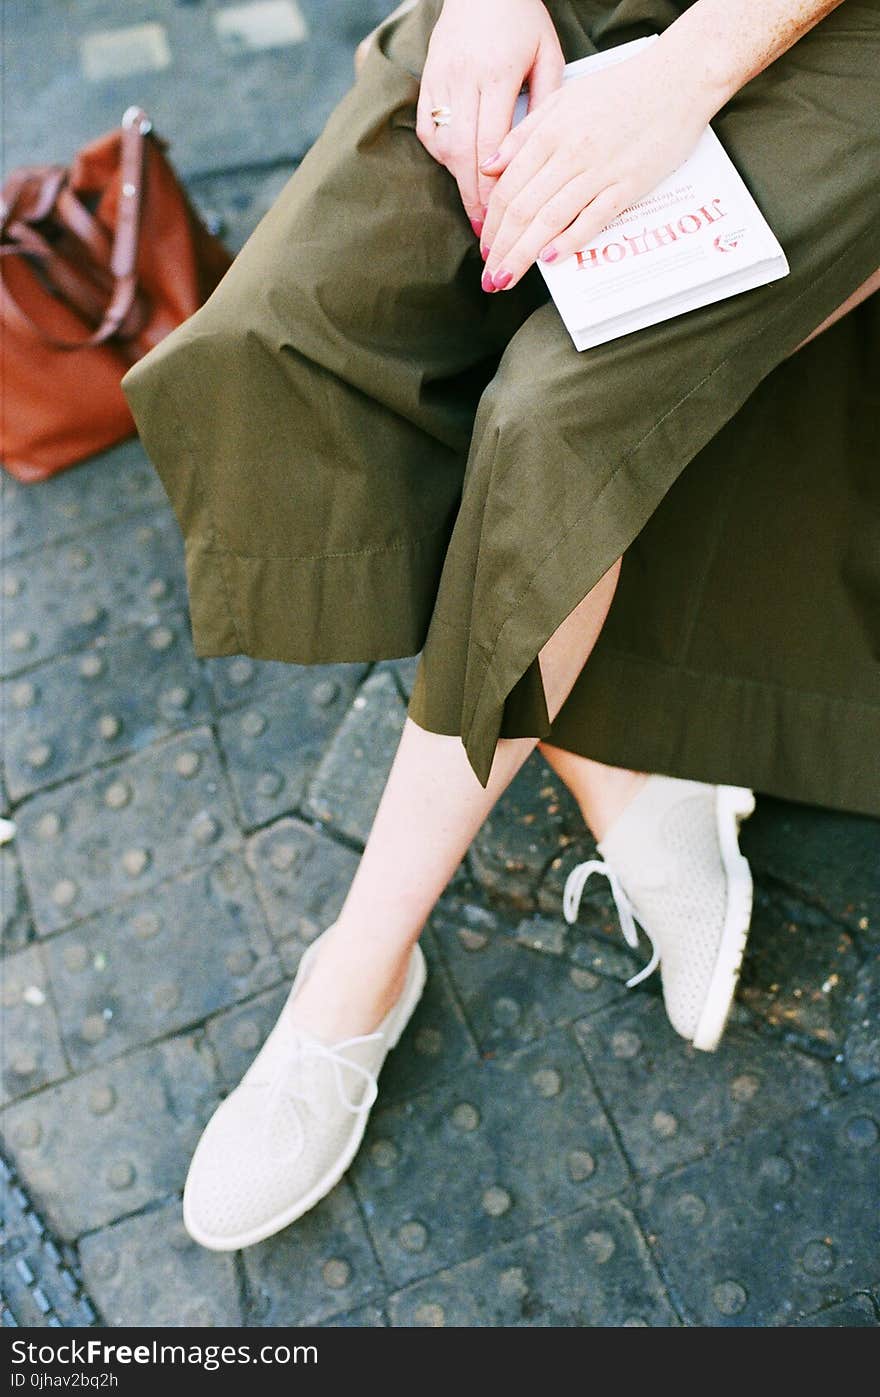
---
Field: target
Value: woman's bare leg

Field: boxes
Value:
[287,560,622,1040]
[537,744,648,842]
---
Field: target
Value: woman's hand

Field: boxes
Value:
[478,44,712,291]
[416,0,564,237]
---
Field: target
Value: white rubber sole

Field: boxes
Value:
[183,941,428,1252]
[690,785,756,1052]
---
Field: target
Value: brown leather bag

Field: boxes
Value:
[0,107,232,483]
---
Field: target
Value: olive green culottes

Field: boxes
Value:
[122,0,880,815]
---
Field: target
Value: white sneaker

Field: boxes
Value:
[562,776,755,1051]
[183,931,427,1250]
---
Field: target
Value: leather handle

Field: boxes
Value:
[0,106,151,350]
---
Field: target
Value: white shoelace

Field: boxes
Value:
[562,858,660,989]
[251,1030,382,1158]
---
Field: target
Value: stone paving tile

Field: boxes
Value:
[1,845,33,955]
[0,441,165,561]
[740,798,880,940]
[4,0,393,177]
[1,508,186,678]
[837,958,880,1089]
[639,1084,880,1326]
[388,1198,677,1327]
[242,1182,385,1326]
[80,1198,241,1328]
[205,982,290,1091]
[431,900,624,1053]
[575,997,828,1179]
[217,664,367,830]
[246,815,360,958]
[739,883,862,1051]
[2,613,212,801]
[319,1302,388,1327]
[469,753,584,911]
[373,655,420,699]
[794,1293,878,1327]
[1,945,68,1107]
[304,668,406,846]
[372,927,479,1105]
[43,856,281,1072]
[2,1035,220,1239]
[16,728,240,936]
[350,1029,630,1288]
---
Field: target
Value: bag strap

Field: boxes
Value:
[0,106,151,351]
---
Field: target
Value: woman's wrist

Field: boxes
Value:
[649,21,740,128]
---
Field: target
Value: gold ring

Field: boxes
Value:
[431,105,452,127]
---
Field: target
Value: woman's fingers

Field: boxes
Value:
[417,82,482,232]
[535,185,629,266]
[480,112,559,251]
[484,171,613,291]
[474,80,522,224]
[526,35,565,111]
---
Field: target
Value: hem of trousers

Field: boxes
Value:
[546,647,880,819]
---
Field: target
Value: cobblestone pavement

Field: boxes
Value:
[2,0,879,1329]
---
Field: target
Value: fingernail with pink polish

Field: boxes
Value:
[480,243,489,262]
[470,217,483,236]
[481,269,495,293]
[540,245,558,263]
[492,269,512,291]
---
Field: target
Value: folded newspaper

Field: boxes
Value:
[512,36,789,350]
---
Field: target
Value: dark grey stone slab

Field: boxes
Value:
[1,945,68,1106]
[1,846,33,955]
[2,1036,220,1239]
[1,441,165,561]
[218,665,367,830]
[351,1029,630,1287]
[373,655,420,699]
[3,0,394,178]
[305,669,406,846]
[242,1182,385,1327]
[372,927,479,1104]
[389,1199,677,1327]
[319,1302,388,1327]
[0,1160,97,1327]
[469,752,584,910]
[795,1293,878,1327]
[639,1084,880,1326]
[43,856,280,1071]
[431,901,624,1053]
[741,799,880,939]
[2,613,212,800]
[246,815,360,955]
[738,883,862,1052]
[575,997,828,1178]
[204,652,356,715]
[80,1197,241,1327]
[16,728,240,935]
[838,958,880,1089]
[1,509,186,678]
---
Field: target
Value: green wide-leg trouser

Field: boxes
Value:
[123,0,880,815]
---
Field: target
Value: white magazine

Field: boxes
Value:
[512,36,789,350]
